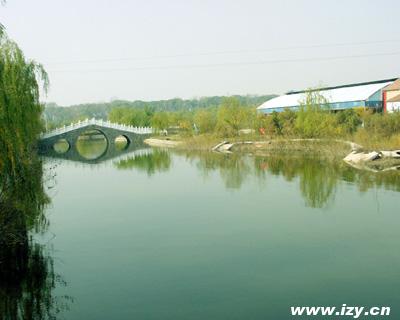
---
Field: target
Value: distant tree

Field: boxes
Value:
[151,111,170,131]
[295,89,339,138]
[108,107,125,123]
[194,109,216,133]
[215,97,250,136]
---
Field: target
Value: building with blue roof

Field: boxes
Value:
[257,78,398,114]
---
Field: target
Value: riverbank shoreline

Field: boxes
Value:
[145,136,355,156]
[144,138,183,148]
[144,135,400,171]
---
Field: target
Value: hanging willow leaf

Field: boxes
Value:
[0,30,49,182]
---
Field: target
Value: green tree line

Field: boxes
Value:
[107,97,258,136]
[43,94,276,129]
[106,92,400,150]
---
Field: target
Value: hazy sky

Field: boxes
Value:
[1,0,400,105]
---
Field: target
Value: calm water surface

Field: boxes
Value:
[40,145,400,319]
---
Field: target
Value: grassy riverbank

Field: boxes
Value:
[145,133,400,171]
[110,93,400,153]
[146,135,352,159]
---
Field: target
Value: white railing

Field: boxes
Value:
[41,118,153,139]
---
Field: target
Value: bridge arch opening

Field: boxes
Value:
[76,129,108,160]
[53,138,70,154]
[115,135,130,151]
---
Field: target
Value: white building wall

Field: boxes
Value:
[387,102,400,113]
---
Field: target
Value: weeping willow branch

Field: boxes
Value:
[0,30,49,182]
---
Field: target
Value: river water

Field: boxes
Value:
[16,143,400,319]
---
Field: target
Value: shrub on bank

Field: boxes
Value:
[363,112,400,138]
[336,109,362,134]
[194,109,216,134]
[295,107,340,138]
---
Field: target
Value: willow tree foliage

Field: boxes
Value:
[0,26,49,279]
[0,30,68,319]
[0,31,48,181]
[0,29,50,244]
[0,162,70,320]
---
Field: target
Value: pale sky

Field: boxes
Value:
[1,0,400,105]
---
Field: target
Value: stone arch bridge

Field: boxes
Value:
[39,118,153,163]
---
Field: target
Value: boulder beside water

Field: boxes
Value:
[343,151,381,163]
[380,150,400,159]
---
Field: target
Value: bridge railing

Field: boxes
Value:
[41,118,153,139]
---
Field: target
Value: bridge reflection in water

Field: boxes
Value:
[39,118,153,164]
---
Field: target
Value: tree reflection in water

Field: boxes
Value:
[184,151,400,208]
[255,155,339,208]
[115,149,171,176]
[0,157,71,320]
[188,152,253,189]
[114,148,400,208]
